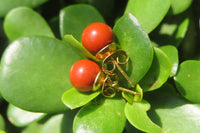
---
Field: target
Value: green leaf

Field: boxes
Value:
[59,4,104,41]
[125,100,161,133]
[0,36,84,113]
[113,13,153,85]
[160,45,179,77]
[21,121,45,133]
[125,0,170,33]
[62,88,100,109]
[61,110,78,133]
[7,104,46,127]
[170,0,193,15]
[0,130,6,133]
[126,121,144,133]
[151,16,189,47]
[40,110,77,133]
[146,83,200,132]
[172,17,189,47]
[40,114,64,133]
[63,35,97,61]
[0,66,2,95]
[73,98,126,133]
[0,114,5,130]
[139,47,171,92]
[174,60,200,103]
[180,16,197,59]
[74,0,115,18]
[4,7,54,41]
[0,0,47,17]
[122,84,143,103]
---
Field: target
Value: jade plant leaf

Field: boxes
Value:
[125,0,170,33]
[21,121,45,133]
[113,13,153,85]
[174,60,200,103]
[0,130,6,133]
[0,114,5,130]
[40,114,64,133]
[122,84,143,103]
[124,100,161,133]
[0,66,2,94]
[172,17,189,47]
[151,16,189,47]
[73,98,126,133]
[139,47,171,92]
[0,36,84,113]
[7,104,46,127]
[60,4,104,41]
[62,88,100,109]
[126,121,144,133]
[63,35,97,61]
[61,109,79,133]
[75,0,115,18]
[40,109,77,133]
[4,7,54,41]
[146,83,200,132]
[170,0,193,15]
[0,0,47,17]
[160,45,179,77]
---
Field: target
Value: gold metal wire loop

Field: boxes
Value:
[101,76,116,97]
[102,49,134,88]
[95,43,117,59]
[93,43,140,99]
[115,50,129,65]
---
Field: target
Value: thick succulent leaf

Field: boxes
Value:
[7,104,46,127]
[125,0,170,33]
[0,0,47,17]
[63,35,97,61]
[59,4,104,41]
[4,7,54,41]
[62,88,100,109]
[160,45,179,77]
[21,121,45,133]
[73,98,126,133]
[170,0,193,15]
[125,100,161,133]
[0,130,6,133]
[0,36,84,113]
[172,18,189,47]
[139,47,171,92]
[151,17,189,47]
[40,110,77,133]
[0,66,2,95]
[61,110,79,133]
[126,121,144,133]
[74,0,115,18]
[0,114,5,130]
[40,114,64,133]
[122,84,143,103]
[146,83,200,132]
[113,13,153,85]
[180,17,197,59]
[174,60,200,103]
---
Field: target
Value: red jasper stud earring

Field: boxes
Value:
[82,22,114,56]
[81,22,141,99]
[69,59,101,92]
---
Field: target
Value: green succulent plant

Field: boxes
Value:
[0,0,200,133]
